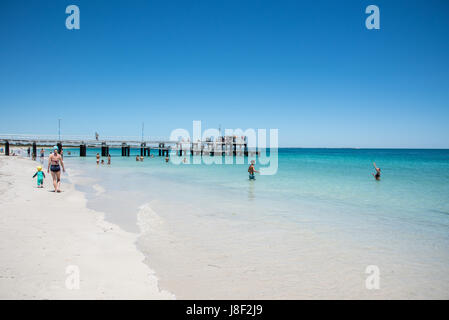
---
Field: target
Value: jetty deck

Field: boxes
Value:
[0,134,255,157]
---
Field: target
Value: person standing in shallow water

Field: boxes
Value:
[372,162,381,181]
[248,160,259,180]
[47,146,65,192]
[39,148,45,164]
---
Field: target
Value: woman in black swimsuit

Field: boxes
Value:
[47,146,65,192]
[372,162,381,181]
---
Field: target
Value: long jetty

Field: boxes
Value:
[0,134,256,157]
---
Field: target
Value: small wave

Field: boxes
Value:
[429,209,449,216]
[92,184,106,196]
[137,203,165,234]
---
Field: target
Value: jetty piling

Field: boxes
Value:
[158,143,165,156]
[121,143,130,156]
[101,143,110,157]
[101,142,107,157]
[57,142,63,154]
[80,144,87,157]
[32,142,37,159]
[140,142,147,156]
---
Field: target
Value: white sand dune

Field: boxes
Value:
[0,156,174,300]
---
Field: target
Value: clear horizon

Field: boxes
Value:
[1,0,449,148]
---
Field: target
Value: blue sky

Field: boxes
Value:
[1,0,448,148]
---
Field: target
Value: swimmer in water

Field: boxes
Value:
[248,160,259,180]
[372,162,381,181]
[47,146,65,192]
[96,153,100,165]
[39,148,45,164]
[33,166,46,188]
[107,154,111,165]
[165,156,169,163]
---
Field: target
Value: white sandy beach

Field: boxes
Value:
[0,155,174,299]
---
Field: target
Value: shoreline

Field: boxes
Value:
[0,155,174,299]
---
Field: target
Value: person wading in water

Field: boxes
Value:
[248,160,259,180]
[372,162,381,181]
[39,148,45,164]
[47,146,65,192]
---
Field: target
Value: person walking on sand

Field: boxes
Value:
[107,154,111,165]
[96,153,100,165]
[47,146,65,192]
[372,162,381,181]
[248,160,259,180]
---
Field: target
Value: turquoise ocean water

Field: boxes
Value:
[59,148,448,299]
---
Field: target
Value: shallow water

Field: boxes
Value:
[63,148,449,299]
